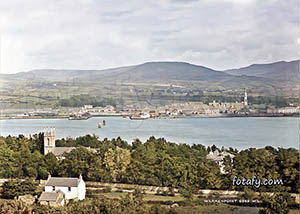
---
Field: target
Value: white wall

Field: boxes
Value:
[45,186,79,200]
[77,179,86,200]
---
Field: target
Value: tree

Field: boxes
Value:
[44,153,59,176]
[59,147,94,179]
[103,147,131,182]
[120,189,145,214]
[0,144,18,178]
[1,179,37,199]
[259,193,290,214]
[29,133,44,154]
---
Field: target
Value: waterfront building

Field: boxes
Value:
[277,107,299,114]
[83,105,93,109]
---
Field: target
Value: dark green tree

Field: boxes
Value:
[259,193,290,214]
[1,179,37,199]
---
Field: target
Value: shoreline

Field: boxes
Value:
[0,113,299,120]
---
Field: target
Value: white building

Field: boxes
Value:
[277,107,299,114]
[44,174,86,201]
[206,150,235,174]
[84,105,93,109]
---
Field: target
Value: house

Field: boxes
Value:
[44,174,86,201]
[39,190,65,207]
[206,150,235,174]
[43,128,75,159]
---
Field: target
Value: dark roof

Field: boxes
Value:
[39,191,63,201]
[46,177,79,187]
[52,147,74,157]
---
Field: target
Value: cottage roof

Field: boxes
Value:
[52,147,74,157]
[46,177,80,187]
[39,191,63,202]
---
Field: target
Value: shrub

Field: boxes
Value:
[2,179,37,199]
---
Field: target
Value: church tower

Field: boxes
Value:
[244,89,248,106]
[44,128,56,155]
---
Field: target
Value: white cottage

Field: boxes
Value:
[44,175,86,201]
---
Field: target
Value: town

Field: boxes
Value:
[2,90,300,120]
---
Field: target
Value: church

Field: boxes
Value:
[43,128,74,159]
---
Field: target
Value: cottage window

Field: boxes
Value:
[52,186,55,191]
[68,187,71,191]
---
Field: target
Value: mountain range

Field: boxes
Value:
[1,60,299,96]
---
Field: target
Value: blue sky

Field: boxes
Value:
[0,0,299,73]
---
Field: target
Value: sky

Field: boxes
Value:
[0,0,299,74]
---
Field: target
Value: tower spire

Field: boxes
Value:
[43,127,56,155]
[244,89,248,106]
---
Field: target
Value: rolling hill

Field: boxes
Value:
[1,60,299,97]
[224,60,300,83]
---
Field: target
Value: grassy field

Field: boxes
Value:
[173,205,258,214]
[88,191,299,214]
[100,192,184,202]
[174,205,298,214]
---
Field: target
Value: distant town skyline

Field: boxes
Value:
[0,0,299,74]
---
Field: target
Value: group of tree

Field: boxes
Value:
[57,94,121,107]
[0,134,299,194]
[1,179,37,199]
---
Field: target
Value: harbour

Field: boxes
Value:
[1,117,298,150]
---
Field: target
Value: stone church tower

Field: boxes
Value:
[44,128,56,155]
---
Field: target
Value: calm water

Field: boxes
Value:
[0,117,299,150]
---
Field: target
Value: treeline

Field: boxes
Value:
[57,94,122,107]
[0,134,299,193]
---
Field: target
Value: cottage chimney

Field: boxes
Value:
[79,174,82,180]
[48,173,51,180]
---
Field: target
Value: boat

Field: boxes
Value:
[129,113,150,120]
[68,115,89,120]
[68,112,91,120]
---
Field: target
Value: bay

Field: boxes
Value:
[0,117,299,150]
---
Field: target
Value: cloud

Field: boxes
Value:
[0,0,298,73]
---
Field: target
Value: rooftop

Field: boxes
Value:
[39,191,64,202]
[52,147,75,157]
[46,177,80,187]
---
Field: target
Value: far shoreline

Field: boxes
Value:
[0,113,299,120]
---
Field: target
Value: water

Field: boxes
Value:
[0,117,299,150]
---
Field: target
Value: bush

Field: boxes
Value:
[2,179,37,199]
[104,186,112,193]
[178,187,193,199]
[259,193,290,214]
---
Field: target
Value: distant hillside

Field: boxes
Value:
[85,61,234,83]
[224,60,300,83]
[0,61,268,83]
[1,60,299,96]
